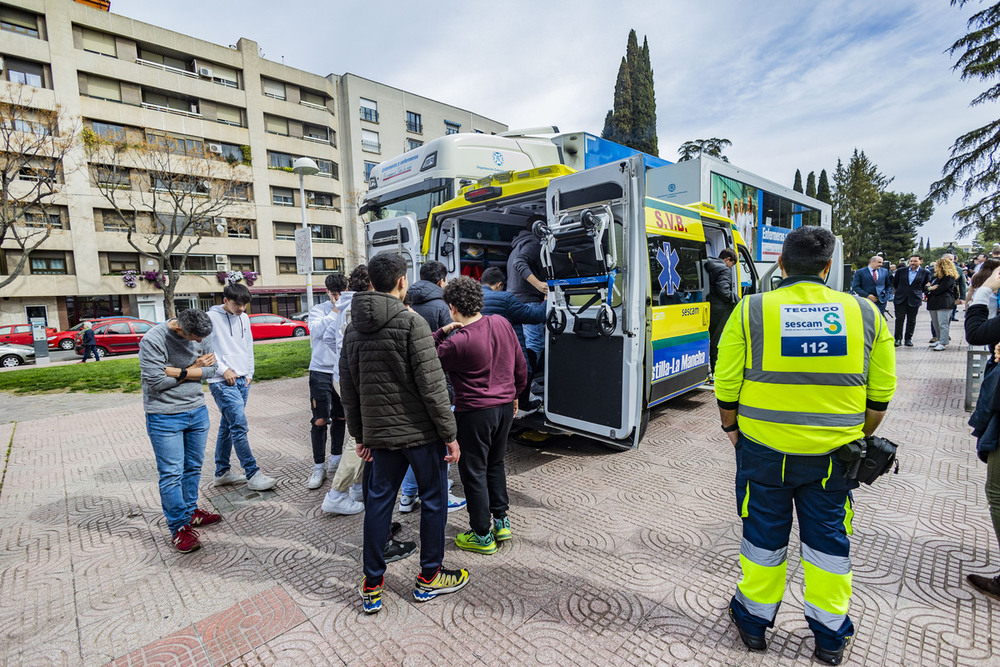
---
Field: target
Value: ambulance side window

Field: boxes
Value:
[648,236,708,306]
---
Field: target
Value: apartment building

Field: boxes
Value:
[0,0,506,329]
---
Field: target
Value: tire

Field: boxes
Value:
[0,355,22,368]
[59,339,75,350]
[292,327,306,337]
[96,347,107,359]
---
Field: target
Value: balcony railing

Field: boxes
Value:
[141,102,202,119]
[299,100,327,111]
[302,135,329,145]
[136,58,198,79]
[361,139,381,153]
[406,121,422,134]
[360,107,379,123]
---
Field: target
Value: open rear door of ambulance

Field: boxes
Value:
[366,215,421,284]
[540,155,647,450]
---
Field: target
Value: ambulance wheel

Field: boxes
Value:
[546,309,567,336]
[597,305,616,336]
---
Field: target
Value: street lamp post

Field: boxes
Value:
[292,157,320,309]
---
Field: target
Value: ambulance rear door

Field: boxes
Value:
[540,155,647,449]
[366,214,421,284]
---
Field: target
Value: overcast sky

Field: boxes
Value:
[113,0,995,250]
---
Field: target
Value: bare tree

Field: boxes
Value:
[0,88,78,289]
[83,128,252,317]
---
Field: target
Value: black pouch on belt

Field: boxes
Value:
[855,435,900,485]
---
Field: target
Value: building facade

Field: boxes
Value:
[0,0,506,328]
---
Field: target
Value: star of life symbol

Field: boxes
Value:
[493,151,504,166]
[657,242,681,295]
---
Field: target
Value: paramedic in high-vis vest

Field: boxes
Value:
[715,227,896,666]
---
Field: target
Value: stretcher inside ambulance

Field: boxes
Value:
[367,155,758,449]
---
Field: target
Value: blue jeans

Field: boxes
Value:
[401,467,418,496]
[146,405,210,535]
[523,322,544,359]
[209,379,259,479]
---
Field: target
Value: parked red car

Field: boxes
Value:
[247,314,309,340]
[0,323,57,346]
[75,319,156,358]
[48,317,134,350]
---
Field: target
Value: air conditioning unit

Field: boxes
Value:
[306,192,316,202]
[0,56,5,72]
[199,66,213,78]
[213,218,226,234]
[208,143,223,154]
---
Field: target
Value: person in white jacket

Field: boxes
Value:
[306,272,349,489]
[207,284,276,491]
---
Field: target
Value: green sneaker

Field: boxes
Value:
[455,529,497,554]
[492,516,512,542]
[413,567,470,602]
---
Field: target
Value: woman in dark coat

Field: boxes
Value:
[927,257,958,350]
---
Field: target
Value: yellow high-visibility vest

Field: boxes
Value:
[715,276,896,455]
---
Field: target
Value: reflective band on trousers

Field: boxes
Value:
[734,588,780,622]
[804,600,848,632]
[801,544,851,575]
[742,539,787,567]
[738,405,865,428]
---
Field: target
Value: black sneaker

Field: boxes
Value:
[904,340,914,347]
[383,538,416,563]
[814,638,849,665]
[894,340,901,347]
[968,572,1000,600]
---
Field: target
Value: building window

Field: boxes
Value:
[302,123,330,143]
[315,159,338,179]
[361,129,380,153]
[1,7,40,38]
[229,256,255,271]
[96,209,133,232]
[138,48,188,72]
[210,64,239,89]
[360,98,378,123]
[313,257,344,273]
[272,187,294,207]
[262,78,286,100]
[268,151,294,170]
[6,58,44,87]
[93,166,130,189]
[307,191,336,208]
[311,225,342,244]
[80,27,117,57]
[274,223,297,241]
[170,255,214,273]
[300,90,326,109]
[30,253,67,275]
[143,90,199,115]
[84,75,121,102]
[146,131,203,156]
[444,121,461,135]
[216,104,242,127]
[107,253,139,273]
[264,114,288,136]
[364,161,377,181]
[23,211,64,229]
[277,256,298,274]
[406,138,423,151]
[406,111,422,134]
[213,142,244,163]
[19,166,55,183]
[91,121,125,141]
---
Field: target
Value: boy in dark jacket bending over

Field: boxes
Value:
[340,253,468,614]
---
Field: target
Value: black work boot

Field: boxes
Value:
[814,639,848,665]
[728,608,766,651]
[968,572,1000,600]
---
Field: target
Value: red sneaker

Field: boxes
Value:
[190,508,221,527]
[173,525,201,553]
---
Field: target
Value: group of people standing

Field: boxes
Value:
[850,252,967,351]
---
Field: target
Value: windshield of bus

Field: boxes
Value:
[367,184,454,226]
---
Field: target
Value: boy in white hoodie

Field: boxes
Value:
[208,283,277,491]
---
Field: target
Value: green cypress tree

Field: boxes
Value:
[793,169,803,193]
[816,169,832,204]
[806,172,817,198]
[632,36,658,156]
[608,57,633,146]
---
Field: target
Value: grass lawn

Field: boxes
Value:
[0,339,311,394]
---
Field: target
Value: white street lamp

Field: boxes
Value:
[292,157,319,309]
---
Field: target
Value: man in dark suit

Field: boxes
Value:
[891,254,931,347]
[851,255,891,315]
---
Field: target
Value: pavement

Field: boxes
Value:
[0,316,997,666]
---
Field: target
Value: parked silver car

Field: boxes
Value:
[0,343,36,368]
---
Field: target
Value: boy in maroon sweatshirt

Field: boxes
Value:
[434,276,528,554]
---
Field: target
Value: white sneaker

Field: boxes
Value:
[448,492,467,513]
[247,472,277,491]
[399,494,419,513]
[321,489,364,515]
[349,483,363,503]
[326,454,342,474]
[213,470,246,487]
[307,466,326,489]
[932,343,946,351]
